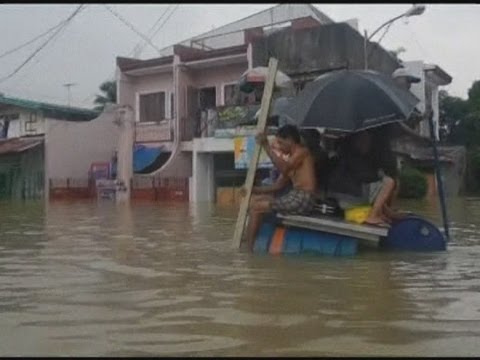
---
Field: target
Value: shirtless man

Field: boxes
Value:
[243,124,317,252]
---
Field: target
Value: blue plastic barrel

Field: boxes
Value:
[253,222,358,256]
[254,222,276,253]
[384,216,447,251]
[286,227,358,256]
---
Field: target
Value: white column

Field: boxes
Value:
[115,106,134,203]
[191,145,215,203]
[191,148,199,203]
[247,42,253,70]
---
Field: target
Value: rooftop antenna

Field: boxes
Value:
[63,82,77,106]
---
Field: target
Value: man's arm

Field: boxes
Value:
[253,174,290,194]
[256,132,305,176]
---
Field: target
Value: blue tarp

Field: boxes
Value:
[133,144,163,173]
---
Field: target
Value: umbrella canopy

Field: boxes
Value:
[284,69,420,133]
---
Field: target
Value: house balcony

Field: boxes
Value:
[192,104,264,140]
[134,119,193,153]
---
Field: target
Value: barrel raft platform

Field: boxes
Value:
[253,214,447,256]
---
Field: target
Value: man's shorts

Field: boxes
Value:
[271,189,315,215]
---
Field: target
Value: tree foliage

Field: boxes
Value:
[93,80,117,112]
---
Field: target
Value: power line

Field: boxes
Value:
[0,4,86,85]
[80,5,179,106]
[0,8,80,90]
[104,4,162,54]
[135,5,179,57]
[0,18,69,61]
[406,25,432,60]
[148,5,179,44]
[131,5,172,57]
[367,21,393,62]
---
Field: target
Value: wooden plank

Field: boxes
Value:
[232,57,279,248]
[277,214,388,248]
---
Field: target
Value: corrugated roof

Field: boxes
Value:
[0,137,43,156]
[0,94,99,121]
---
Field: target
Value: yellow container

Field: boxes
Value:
[345,206,372,224]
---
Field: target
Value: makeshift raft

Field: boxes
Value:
[254,214,447,256]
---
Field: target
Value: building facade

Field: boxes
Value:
[115,4,454,204]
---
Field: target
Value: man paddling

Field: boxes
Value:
[242,125,317,252]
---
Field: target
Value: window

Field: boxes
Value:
[139,92,166,123]
[0,113,16,138]
[170,93,174,119]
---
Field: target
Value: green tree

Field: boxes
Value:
[468,80,480,112]
[440,80,480,193]
[439,90,469,144]
[93,80,117,112]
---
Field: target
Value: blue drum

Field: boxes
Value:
[384,216,447,251]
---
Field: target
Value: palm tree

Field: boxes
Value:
[93,80,117,112]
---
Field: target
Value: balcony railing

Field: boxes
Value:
[135,120,173,143]
[193,104,261,138]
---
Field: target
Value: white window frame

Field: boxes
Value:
[221,81,239,107]
[135,89,171,124]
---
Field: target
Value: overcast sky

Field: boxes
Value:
[0,3,478,108]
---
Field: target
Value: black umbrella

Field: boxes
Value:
[284,69,420,133]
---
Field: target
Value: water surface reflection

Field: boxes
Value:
[0,198,479,356]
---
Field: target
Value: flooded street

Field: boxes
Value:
[0,198,480,356]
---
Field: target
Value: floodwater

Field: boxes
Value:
[0,198,479,357]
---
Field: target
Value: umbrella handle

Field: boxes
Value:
[427,109,450,242]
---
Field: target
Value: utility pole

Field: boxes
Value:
[63,82,77,107]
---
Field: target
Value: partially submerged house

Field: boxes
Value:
[116,3,456,204]
[0,94,124,200]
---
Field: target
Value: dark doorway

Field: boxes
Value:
[199,87,216,110]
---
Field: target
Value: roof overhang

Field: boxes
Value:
[117,55,174,74]
[124,63,173,77]
[424,64,452,86]
[182,53,247,70]
[0,137,44,156]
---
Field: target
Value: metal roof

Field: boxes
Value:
[0,137,43,156]
[0,94,99,121]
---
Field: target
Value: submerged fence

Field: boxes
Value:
[49,177,189,202]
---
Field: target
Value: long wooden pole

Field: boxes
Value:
[232,57,278,249]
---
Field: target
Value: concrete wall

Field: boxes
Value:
[403,60,442,139]
[117,71,135,108]
[156,151,193,178]
[45,111,120,180]
[252,23,401,76]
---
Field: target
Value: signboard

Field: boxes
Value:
[234,136,274,169]
[135,122,171,142]
[90,162,110,181]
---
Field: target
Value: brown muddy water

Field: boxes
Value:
[0,198,479,356]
